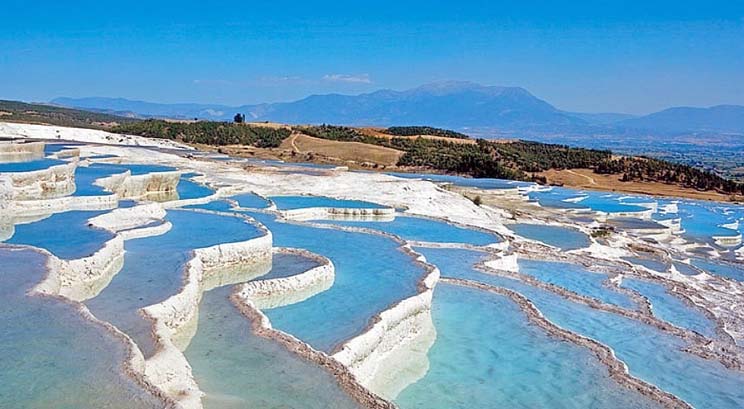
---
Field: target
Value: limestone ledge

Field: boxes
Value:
[229,295,395,409]
[281,206,396,222]
[599,208,656,220]
[89,203,167,232]
[235,248,335,310]
[3,194,119,218]
[331,248,440,398]
[0,159,77,200]
[140,223,273,409]
[42,236,125,302]
[31,204,175,302]
[0,141,45,160]
[97,170,181,199]
[713,233,742,248]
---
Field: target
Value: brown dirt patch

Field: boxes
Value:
[279,133,404,166]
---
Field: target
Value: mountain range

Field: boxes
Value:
[51,81,744,135]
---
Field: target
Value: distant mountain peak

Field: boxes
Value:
[50,83,744,134]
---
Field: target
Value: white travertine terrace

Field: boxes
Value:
[281,206,396,222]
[0,140,45,160]
[4,122,744,409]
[140,214,273,409]
[236,248,336,309]
[1,160,77,200]
[331,258,439,399]
[96,170,182,199]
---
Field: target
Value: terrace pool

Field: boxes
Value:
[396,283,660,409]
[247,212,425,352]
[85,210,263,357]
[507,223,590,250]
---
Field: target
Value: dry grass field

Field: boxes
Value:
[279,133,404,166]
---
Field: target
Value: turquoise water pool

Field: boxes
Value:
[518,259,638,309]
[259,252,321,280]
[386,172,530,190]
[96,163,177,175]
[5,210,111,259]
[231,192,271,209]
[396,283,660,409]
[184,258,360,409]
[0,158,65,173]
[247,212,425,352]
[0,247,164,409]
[271,195,385,210]
[437,259,744,409]
[176,174,214,200]
[507,223,590,250]
[620,277,717,338]
[318,216,500,245]
[85,210,263,358]
[529,188,647,214]
[655,199,740,244]
[622,256,670,273]
[183,199,236,212]
[73,163,128,196]
[692,258,744,281]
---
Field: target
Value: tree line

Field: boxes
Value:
[384,126,470,139]
[115,121,744,196]
[298,125,744,195]
[112,120,291,148]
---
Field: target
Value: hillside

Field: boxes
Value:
[53,81,587,129]
[106,118,744,199]
[0,100,138,129]
[618,105,744,134]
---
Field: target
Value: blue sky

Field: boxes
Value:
[2,0,743,114]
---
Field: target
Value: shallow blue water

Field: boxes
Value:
[609,217,668,231]
[271,195,385,210]
[579,191,649,213]
[0,158,65,172]
[73,163,128,196]
[529,188,647,213]
[184,259,361,409]
[620,277,717,338]
[319,216,500,245]
[518,259,638,309]
[622,256,669,273]
[435,254,744,409]
[386,172,530,190]
[43,143,80,154]
[5,210,112,259]
[176,175,214,200]
[396,283,660,409]
[259,252,321,280]
[248,212,424,352]
[86,210,263,357]
[231,192,271,208]
[183,199,236,212]
[672,261,701,276]
[96,163,176,175]
[656,200,740,244]
[508,223,590,250]
[0,247,163,409]
[691,258,744,281]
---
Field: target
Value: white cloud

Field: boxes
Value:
[322,73,372,84]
